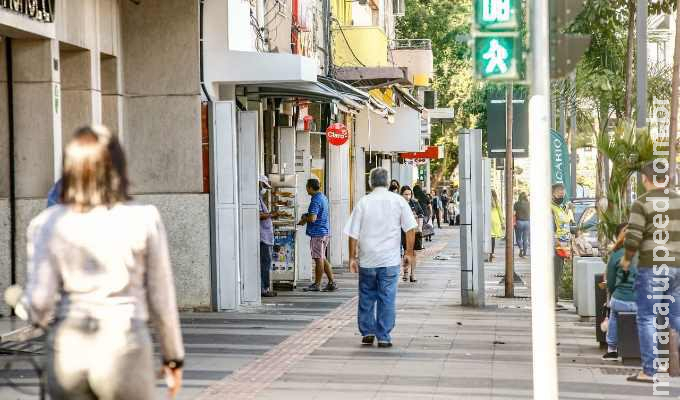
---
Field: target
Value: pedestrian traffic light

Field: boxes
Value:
[473,35,520,80]
[549,0,590,79]
[472,0,524,81]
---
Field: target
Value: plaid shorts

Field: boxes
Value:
[310,236,329,260]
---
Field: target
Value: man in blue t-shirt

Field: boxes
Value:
[297,178,336,292]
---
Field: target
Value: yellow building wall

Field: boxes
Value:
[332,26,390,67]
[331,0,352,25]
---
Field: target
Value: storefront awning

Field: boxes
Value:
[243,80,364,110]
[318,76,395,117]
[355,105,422,153]
[393,85,425,112]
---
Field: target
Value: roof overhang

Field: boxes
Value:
[204,50,319,96]
[242,80,364,110]
[333,66,410,87]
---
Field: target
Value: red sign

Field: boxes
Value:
[326,123,349,146]
[400,146,442,159]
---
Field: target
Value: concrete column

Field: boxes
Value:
[101,55,123,135]
[11,38,61,198]
[328,141,350,266]
[11,38,61,286]
[60,47,102,143]
[0,38,10,316]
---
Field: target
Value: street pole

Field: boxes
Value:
[529,0,559,398]
[669,4,680,188]
[570,73,578,198]
[505,84,514,297]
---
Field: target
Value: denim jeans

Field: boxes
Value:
[516,220,530,254]
[260,242,272,291]
[606,297,637,350]
[358,266,400,342]
[635,267,680,376]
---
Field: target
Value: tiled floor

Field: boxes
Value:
[2,226,679,399]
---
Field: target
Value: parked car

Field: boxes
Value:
[574,205,599,252]
[570,197,596,224]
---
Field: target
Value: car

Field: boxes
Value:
[570,197,596,224]
[574,205,599,251]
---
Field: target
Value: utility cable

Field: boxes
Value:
[331,17,367,67]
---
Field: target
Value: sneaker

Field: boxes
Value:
[377,341,393,348]
[303,283,321,292]
[362,336,375,346]
[324,282,338,292]
[602,351,619,361]
[261,290,278,297]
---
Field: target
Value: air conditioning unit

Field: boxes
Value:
[393,0,405,16]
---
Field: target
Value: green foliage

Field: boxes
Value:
[396,0,473,180]
[595,122,655,243]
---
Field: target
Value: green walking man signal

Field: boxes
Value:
[472,0,522,81]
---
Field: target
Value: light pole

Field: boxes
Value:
[529,0,559,398]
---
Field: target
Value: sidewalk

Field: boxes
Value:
[2,226,679,399]
[198,227,680,400]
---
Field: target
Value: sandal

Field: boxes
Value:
[410,276,418,283]
[626,373,654,383]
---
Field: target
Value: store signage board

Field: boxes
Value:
[1,0,55,22]
[326,123,349,146]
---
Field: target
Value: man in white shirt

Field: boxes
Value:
[344,167,418,348]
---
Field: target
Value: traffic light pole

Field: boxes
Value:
[529,0,559,398]
[504,84,515,297]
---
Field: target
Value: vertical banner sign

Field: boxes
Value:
[550,129,571,201]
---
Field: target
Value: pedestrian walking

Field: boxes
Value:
[47,178,62,207]
[13,125,184,399]
[489,189,504,262]
[344,167,418,348]
[389,179,401,193]
[621,160,680,383]
[441,190,450,223]
[551,183,572,304]
[298,178,337,292]
[601,223,637,362]
[259,175,278,297]
[400,186,424,281]
[513,192,530,257]
[430,190,442,229]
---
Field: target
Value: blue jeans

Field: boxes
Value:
[516,220,530,254]
[358,266,400,342]
[260,243,272,291]
[635,267,680,376]
[606,297,637,350]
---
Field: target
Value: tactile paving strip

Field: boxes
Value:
[195,296,359,400]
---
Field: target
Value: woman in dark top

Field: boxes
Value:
[413,184,431,220]
[513,192,530,257]
[389,179,400,193]
[602,223,638,361]
[400,186,423,282]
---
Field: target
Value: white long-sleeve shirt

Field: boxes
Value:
[22,203,184,363]
[344,187,418,268]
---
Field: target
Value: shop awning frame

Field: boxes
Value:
[318,76,395,117]
[243,80,364,111]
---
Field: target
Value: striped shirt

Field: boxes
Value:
[624,188,680,267]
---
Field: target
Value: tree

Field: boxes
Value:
[396,0,473,185]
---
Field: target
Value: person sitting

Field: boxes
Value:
[572,230,593,257]
[601,223,637,361]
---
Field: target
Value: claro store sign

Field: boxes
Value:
[1,0,55,23]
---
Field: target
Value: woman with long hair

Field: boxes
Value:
[601,223,637,361]
[14,126,184,399]
[489,189,505,262]
[389,179,400,193]
[400,186,423,282]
